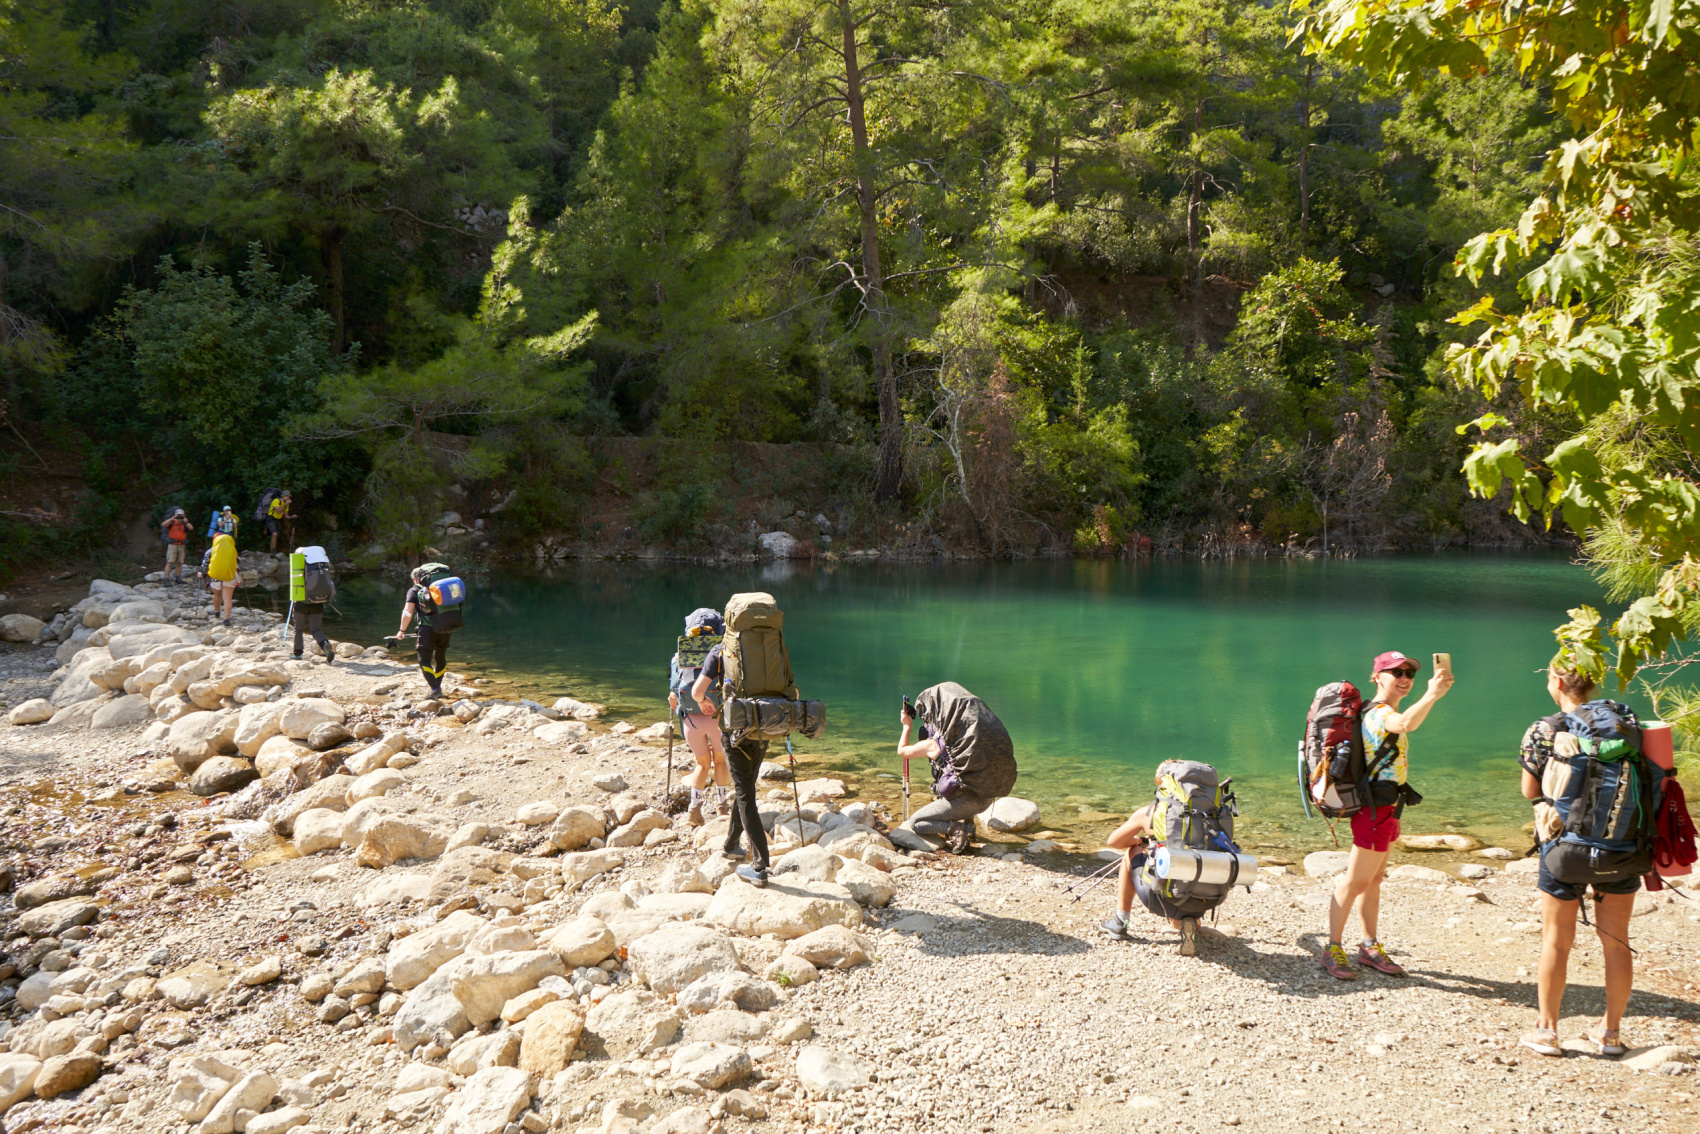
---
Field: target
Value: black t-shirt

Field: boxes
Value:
[406,584,429,609]
[699,643,725,685]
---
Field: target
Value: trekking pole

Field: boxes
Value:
[785,734,805,842]
[1061,857,1122,895]
[665,714,674,807]
[901,755,911,822]
[1067,865,1122,905]
[281,598,294,645]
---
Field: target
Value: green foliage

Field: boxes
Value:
[1303,0,1700,683]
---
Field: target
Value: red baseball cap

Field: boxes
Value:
[1372,651,1419,674]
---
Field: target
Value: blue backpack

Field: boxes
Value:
[1539,700,1664,886]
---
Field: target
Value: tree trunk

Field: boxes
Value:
[841,0,901,502]
[1188,94,1205,346]
[1298,60,1314,245]
[322,228,347,354]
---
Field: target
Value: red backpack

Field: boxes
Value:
[1298,680,1398,823]
[1644,775,1697,891]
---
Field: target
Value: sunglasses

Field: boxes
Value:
[1383,667,1418,679]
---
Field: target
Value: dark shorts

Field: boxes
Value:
[1131,853,1216,920]
[1536,852,1643,902]
[265,517,280,535]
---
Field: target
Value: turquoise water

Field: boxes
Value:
[243,554,1613,852]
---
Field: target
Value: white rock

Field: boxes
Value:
[606,809,671,848]
[196,1069,277,1134]
[0,1053,41,1112]
[0,613,45,642]
[277,697,345,740]
[387,910,488,989]
[705,875,863,940]
[583,989,682,1058]
[348,767,406,803]
[834,858,895,906]
[758,531,799,558]
[670,1041,751,1089]
[293,809,348,856]
[448,950,565,1025]
[534,720,589,744]
[559,848,624,892]
[243,1106,309,1134]
[6,698,54,726]
[977,796,1041,833]
[544,917,618,967]
[784,925,871,970]
[1303,851,1352,877]
[546,806,607,852]
[167,1054,242,1122]
[1387,864,1451,885]
[233,700,287,757]
[795,1046,872,1093]
[627,923,739,996]
[516,800,560,826]
[436,1065,530,1134]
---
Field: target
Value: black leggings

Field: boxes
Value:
[292,605,330,656]
[723,737,770,870]
[417,627,451,689]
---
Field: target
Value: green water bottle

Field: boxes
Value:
[289,552,307,601]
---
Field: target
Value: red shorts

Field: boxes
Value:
[1350,805,1401,853]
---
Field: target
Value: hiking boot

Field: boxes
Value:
[687,802,704,827]
[1321,943,1359,980]
[736,864,768,888]
[945,822,971,854]
[291,653,303,661]
[1356,941,1405,976]
[1179,917,1199,957]
[1100,913,1130,940]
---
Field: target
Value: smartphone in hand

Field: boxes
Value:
[1433,652,1452,676]
[902,699,916,720]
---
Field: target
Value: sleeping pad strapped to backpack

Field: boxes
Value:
[1536,700,1664,887]
[290,546,336,604]
[413,562,466,633]
[1141,760,1241,916]
[719,592,824,740]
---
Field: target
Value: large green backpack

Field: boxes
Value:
[722,592,796,699]
[1143,759,1240,910]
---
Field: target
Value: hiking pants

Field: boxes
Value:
[722,737,770,870]
[907,790,996,837]
[417,627,451,691]
[292,605,330,657]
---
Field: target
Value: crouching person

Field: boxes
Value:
[1102,760,1252,956]
[895,682,1017,854]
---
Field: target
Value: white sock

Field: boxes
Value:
[1362,938,1378,949]
[690,789,702,808]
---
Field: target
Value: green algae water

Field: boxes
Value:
[262,554,1611,854]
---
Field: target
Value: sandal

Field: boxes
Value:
[1585,1025,1626,1057]
[1519,1029,1563,1057]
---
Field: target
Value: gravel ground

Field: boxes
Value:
[0,602,1696,1134]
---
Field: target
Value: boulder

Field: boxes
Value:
[447,950,566,1025]
[766,954,819,988]
[91,655,142,691]
[197,1069,277,1134]
[559,848,624,892]
[108,599,164,623]
[977,796,1041,833]
[652,858,714,895]
[436,1065,530,1134]
[6,698,54,726]
[352,814,451,868]
[33,1052,101,1099]
[466,924,537,957]
[637,891,712,918]
[784,925,871,970]
[269,775,354,836]
[626,923,739,996]
[670,1041,751,1089]
[384,1087,448,1123]
[0,613,44,642]
[245,1106,310,1134]
[278,697,345,740]
[500,988,557,1023]
[169,710,238,772]
[1623,1044,1696,1072]
[1401,833,1483,851]
[0,1053,41,1112]
[684,1009,769,1046]
[447,1031,520,1076]
[47,698,105,729]
[348,768,405,803]
[535,720,588,744]
[344,733,408,776]
[796,1046,872,1093]
[583,989,681,1058]
[758,531,798,558]
[705,876,864,940]
[1387,864,1451,885]
[387,910,488,989]
[546,806,606,852]
[333,957,386,996]
[157,960,233,1008]
[189,756,256,797]
[254,734,314,779]
[518,1000,585,1076]
[233,701,286,756]
[168,1054,243,1121]
[606,809,671,848]
[516,800,559,826]
[834,859,895,907]
[239,957,282,986]
[773,844,839,883]
[308,722,352,751]
[1303,851,1352,878]
[390,965,471,1052]
[675,971,780,1015]
[91,693,152,729]
[543,917,618,967]
[16,899,98,937]
[428,845,516,903]
[14,872,94,910]
[51,645,113,707]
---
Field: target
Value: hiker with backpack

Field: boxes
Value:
[895,682,1017,854]
[196,532,241,623]
[159,508,191,585]
[397,562,467,697]
[288,545,336,663]
[1516,666,1663,1058]
[692,592,825,888]
[1101,761,1252,955]
[669,608,730,827]
[265,490,294,552]
[1318,650,1451,981]
[208,504,239,540]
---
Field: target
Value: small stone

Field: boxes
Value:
[238,957,282,986]
[33,1051,101,1098]
[795,1045,872,1093]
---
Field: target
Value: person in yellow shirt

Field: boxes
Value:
[266,491,294,551]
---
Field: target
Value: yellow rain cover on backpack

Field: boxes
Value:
[722,592,796,699]
[208,534,238,581]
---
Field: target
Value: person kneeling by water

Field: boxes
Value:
[1101,760,1253,956]
[895,683,1018,855]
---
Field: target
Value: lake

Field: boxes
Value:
[241,554,1613,855]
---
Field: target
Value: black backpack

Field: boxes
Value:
[1538,700,1663,886]
[302,560,335,603]
[254,487,282,522]
[414,563,466,632]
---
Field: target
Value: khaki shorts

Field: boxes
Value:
[165,544,185,565]
[209,576,239,593]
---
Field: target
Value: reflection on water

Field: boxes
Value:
[265,554,1610,852]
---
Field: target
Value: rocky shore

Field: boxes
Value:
[0,580,1694,1134]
